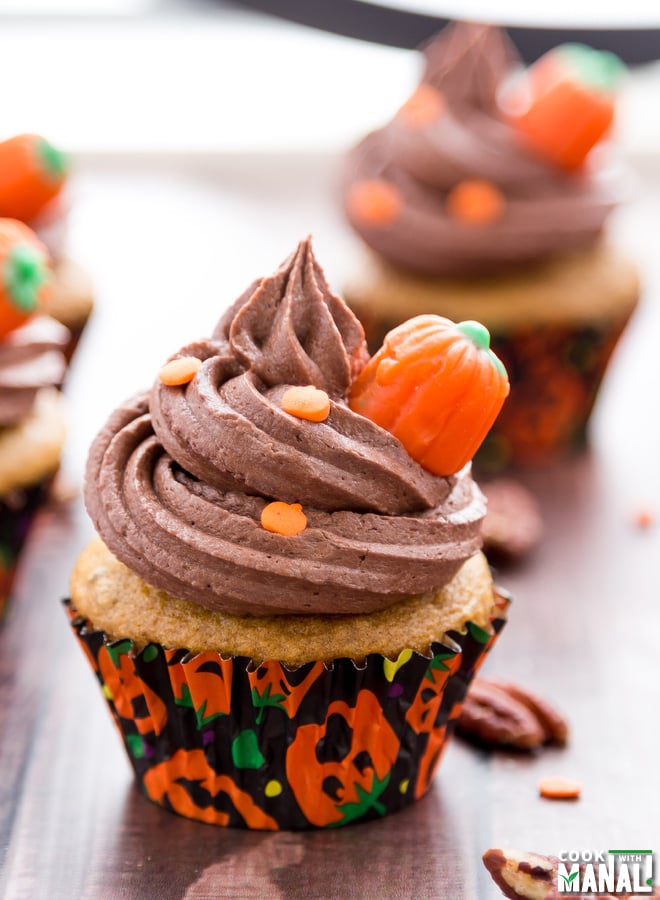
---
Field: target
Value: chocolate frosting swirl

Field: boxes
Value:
[344,22,618,275]
[0,316,69,426]
[213,241,368,397]
[85,240,485,616]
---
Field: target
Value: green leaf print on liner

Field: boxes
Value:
[174,683,226,729]
[425,652,456,680]
[126,733,145,759]
[331,772,391,827]
[107,639,132,666]
[251,684,287,725]
[467,622,491,645]
[142,644,159,663]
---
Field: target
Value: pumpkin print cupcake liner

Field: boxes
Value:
[478,317,632,471]
[0,475,53,618]
[64,590,509,831]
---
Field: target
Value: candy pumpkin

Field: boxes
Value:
[0,218,52,339]
[512,44,624,171]
[0,134,69,222]
[349,315,509,477]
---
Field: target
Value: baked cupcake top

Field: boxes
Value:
[85,239,508,617]
[0,218,68,427]
[343,21,621,276]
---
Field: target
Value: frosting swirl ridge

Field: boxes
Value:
[0,316,69,426]
[85,241,485,616]
[213,239,368,397]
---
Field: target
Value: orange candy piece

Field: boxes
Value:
[512,45,623,171]
[159,356,202,386]
[398,84,446,128]
[633,508,654,530]
[261,501,307,537]
[0,134,69,222]
[281,385,330,422]
[346,179,402,227]
[0,218,51,339]
[349,316,509,477]
[515,82,613,170]
[538,776,582,800]
[446,179,505,225]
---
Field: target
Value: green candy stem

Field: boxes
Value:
[556,43,626,93]
[457,319,508,380]
[3,244,49,312]
[35,137,69,183]
[457,319,491,350]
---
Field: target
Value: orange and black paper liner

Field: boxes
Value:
[65,591,509,830]
[0,476,55,618]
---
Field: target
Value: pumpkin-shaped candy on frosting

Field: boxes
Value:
[349,315,509,477]
[511,44,625,171]
[0,134,69,222]
[0,218,52,339]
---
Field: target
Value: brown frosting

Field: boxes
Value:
[343,22,618,275]
[85,239,485,617]
[0,316,69,426]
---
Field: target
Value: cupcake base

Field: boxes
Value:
[41,257,94,364]
[345,243,640,471]
[65,589,509,830]
[0,476,54,618]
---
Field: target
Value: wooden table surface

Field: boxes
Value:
[0,155,659,899]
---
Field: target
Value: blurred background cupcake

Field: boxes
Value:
[0,133,94,363]
[0,218,68,616]
[342,20,640,471]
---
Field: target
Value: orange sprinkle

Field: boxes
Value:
[281,385,330,422]
[346,179,402,227]
[633,508,655,530]
[398,84,446,128]
[446,179,505,225]
[538,776,582,800]
[261,501,307,536]
[159,356,202,386]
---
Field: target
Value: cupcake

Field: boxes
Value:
[0,133,94,362]
[0,218,68,616]
[342,21,640,470]
[67,238,510,830]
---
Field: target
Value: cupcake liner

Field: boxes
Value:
[0,476,53,618]
[476,317,631,471]
[64,589,510,830]
[45,257,94,366]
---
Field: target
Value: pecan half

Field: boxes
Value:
[456,680,545,750]
[483,848,557,899]
[487,679,569,746]
[456,679,568,751]
[481,478,544,561]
